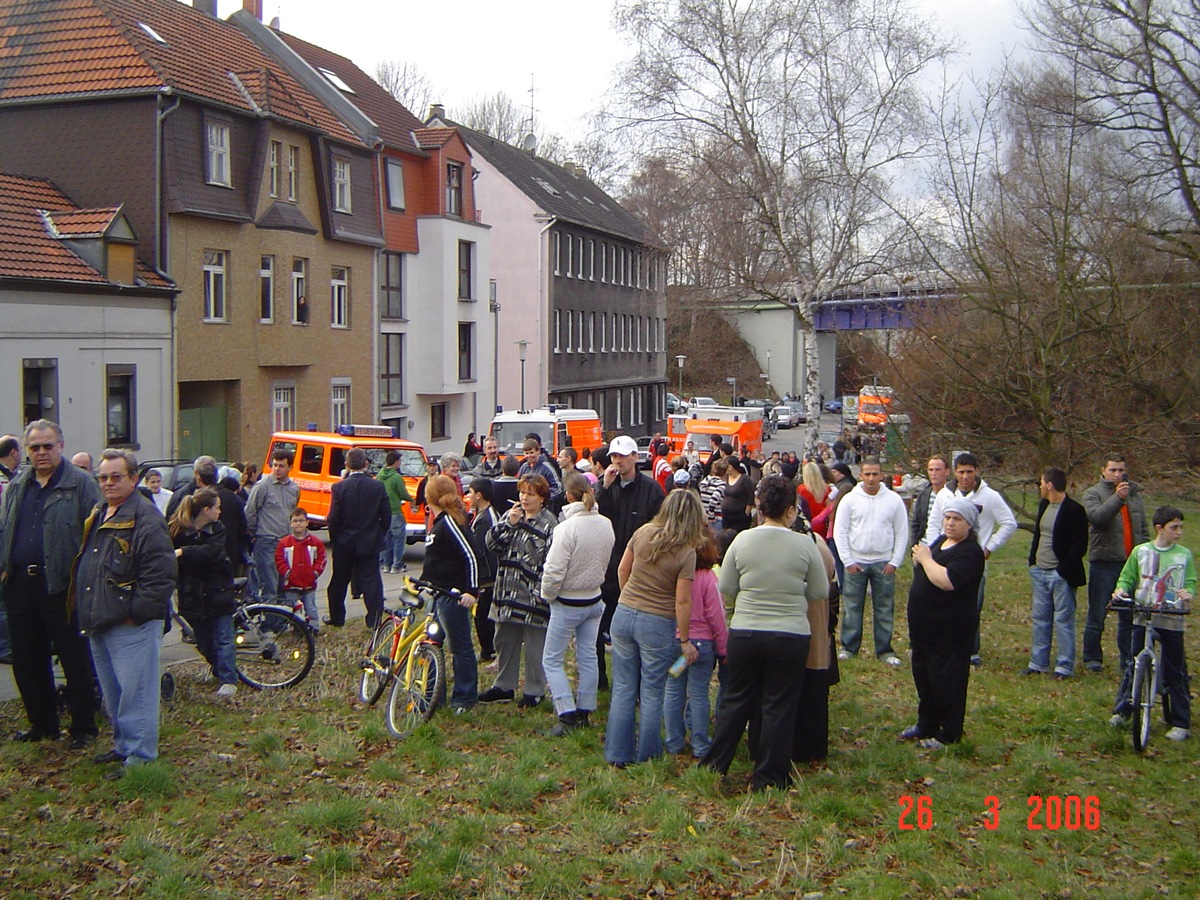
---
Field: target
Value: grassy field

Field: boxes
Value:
[1,524,1198,898]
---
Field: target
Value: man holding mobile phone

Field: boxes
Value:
[1082,454,1148,673]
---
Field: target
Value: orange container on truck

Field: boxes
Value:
[683,406,764,461]
[857,385,895,427]
[488,407,604,458]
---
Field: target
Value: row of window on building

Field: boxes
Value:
[271,382,352,434]
[202,251,350,326]
[377,323,476,407]
[208,120,466,224]
[550,383,669,432]
[553,232,662,290]
[553,310,667,356]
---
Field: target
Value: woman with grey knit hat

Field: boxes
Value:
[901,497,986,750]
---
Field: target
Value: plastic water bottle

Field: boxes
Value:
[669,655,689,678]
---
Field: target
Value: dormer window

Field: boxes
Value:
[333,158,352,213]
[317,67,355,93]
[206,120,231,187]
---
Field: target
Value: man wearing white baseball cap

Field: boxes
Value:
[594,435,666,690]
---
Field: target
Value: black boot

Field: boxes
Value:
[575,709,592,728]
[545,711,580,737]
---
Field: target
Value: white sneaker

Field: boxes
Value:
[1108,714,1125,728]
[1165,727,1190,741]
[918,737,945,750]
[837,650,853,660]
[216,683,237,699]
[882,654,902,668]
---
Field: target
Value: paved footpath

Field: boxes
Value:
[0,540,424,704]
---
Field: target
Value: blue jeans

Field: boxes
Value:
[543,600,603,716]
[436,596,478,708]
[1029,567,1076,675]
[190,614,238,685]
[1085,560,1131,670]
[380,513,408,570]
[604,605,679,765]
[664,637,716,757]
[839,562,896,657]
[89,620,162,764]
[252,535,282,604]
[1113,625,1191,729]
[283,589,319,630]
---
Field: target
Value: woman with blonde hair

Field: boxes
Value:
[798,461,830,520]
[540,473,615,735]
[605,488,709,766]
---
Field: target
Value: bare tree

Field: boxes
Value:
[613,0,951,438]
[1026,0,1200,261]
[374,60,437,118]
[888,63,1200,474]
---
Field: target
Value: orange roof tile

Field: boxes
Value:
[414,127,457,149]
[0,172,171,287]
[0,0,361,145]
[46,206,121,237]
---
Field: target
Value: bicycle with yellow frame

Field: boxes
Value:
[358,576,448,738]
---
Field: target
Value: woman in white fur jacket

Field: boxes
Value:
[540,472,615,736]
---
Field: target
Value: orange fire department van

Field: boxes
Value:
[488,407,604,458]
[265,425,428,540]
[683,406,764,461]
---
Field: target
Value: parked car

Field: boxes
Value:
[636,436,654,470]
[138,459,235,492]
[689,396,719,408]
[824,398,843,413]
[772,405,800,428]
[666,392,687,414]
[786,401,808,424]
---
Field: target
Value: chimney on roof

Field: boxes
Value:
[576,167,588,179]
[564,159,577,175]
[193,0,217,15]
[428,103,446,122]
[243,0,263,20]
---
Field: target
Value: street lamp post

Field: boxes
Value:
[675,354,686,397]
[516,340,529,412]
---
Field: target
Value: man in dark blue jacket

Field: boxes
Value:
[325,448,391,628]
[1025,466,1089,679]
[0,420,102,748]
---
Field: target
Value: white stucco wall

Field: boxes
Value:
[405,215,493,455]
[726,303,837,401]
[466,152,547,414]
[0,288,174,459]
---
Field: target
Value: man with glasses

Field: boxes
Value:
[74,449,175,772]
[0,420,102,747]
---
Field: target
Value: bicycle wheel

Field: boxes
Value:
[385,641,445,739]
[235,604,315,689]
[1131,654,1155,753]
[358,619,395,706]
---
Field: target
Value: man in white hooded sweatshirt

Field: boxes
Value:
[834,457,909,665]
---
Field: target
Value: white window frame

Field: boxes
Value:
[589,312,596,352]
[566,309,574,353]
[331,382,351,430]
[385,158,405,210]
[566,234,574,278]
[331,267,349,328]
[554,310,562,353]
[273,385,296,432]
[292,258,308,324]
[588,239,595,281]
[600,241,607,283]
[333,158,352,213]
[553,232,561,275]
[287,145,299,201]
[206,121,231,187]
[203,249,227,322]
[268,141,280,198]
[259,255,274,323]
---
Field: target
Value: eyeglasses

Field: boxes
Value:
[96,473,130,483]
[26,443,57,452]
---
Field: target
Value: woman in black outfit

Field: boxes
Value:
[901,496,985,750]
[720,458,755,533]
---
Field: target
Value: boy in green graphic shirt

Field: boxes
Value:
[1110,506,1195,740]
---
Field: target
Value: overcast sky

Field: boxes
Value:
[217,0,1029,143]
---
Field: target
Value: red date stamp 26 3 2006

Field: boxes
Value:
[898,795,1101,831]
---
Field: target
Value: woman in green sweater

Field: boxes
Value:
[702,475,830,790]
